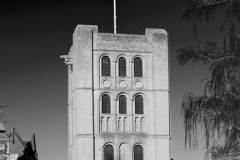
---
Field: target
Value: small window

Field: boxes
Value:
[135,95,143,114]
[119,57,126,77]
[104,144,114,160]
[134,57,142,77]
[134,145,143,160]
[119,95,127,114]
[102,56,111,76]
[102,94,111,113]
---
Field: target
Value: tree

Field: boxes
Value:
[177,0,240,159]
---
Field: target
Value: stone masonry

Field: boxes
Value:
[62,24,170,160]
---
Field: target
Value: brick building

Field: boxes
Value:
[61,25,170,160]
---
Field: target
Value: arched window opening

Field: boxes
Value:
[135,95,143,114]
[102,56,111,76]
[134,145,143,160]
[119,95,127,114]
[102,94,111,113]
[119,57,126,77]
[134,57,142,77]
[104,145,114,160]
[120,143,130,160]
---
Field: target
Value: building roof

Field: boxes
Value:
[0,122,6,133]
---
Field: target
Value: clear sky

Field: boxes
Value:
[0,0,224,160]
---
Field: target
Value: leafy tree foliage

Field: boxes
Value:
[177,0,240,159]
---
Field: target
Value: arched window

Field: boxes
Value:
[119,57,126,77]
[134,145,143,160]
[104,144,114,160]
[102,94,111,113]
[119,95,126,114]
[102,56,111,76]
[120,143,130,160]
[134,57,142,77]
[135,95,143,114]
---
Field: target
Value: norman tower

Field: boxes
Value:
[61,25,170,160]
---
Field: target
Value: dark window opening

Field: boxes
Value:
[134,57,142,77]
[134,145,143,160]
[135,95,143,114]
[119,57,126,77]
[102,94,111,113]
[104,145,114,160]
[119,95,127,114]
[102,56,111,76]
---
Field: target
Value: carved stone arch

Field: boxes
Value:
[100,93,111,114]
[116,92,129,115]
[132,143,145,151]
[132,55,145,78]
[132,92,148,101]
[119,142,131,160]
[99,53,112,62]
[132,93,148,115]
[116,54,128,61]
[99,91,113,99]
[116,92,129,100]
[116,54,127,77]
[132,143,145,160]
[100,54,112,77]
[103,142,115,160]
[131,55,144,63]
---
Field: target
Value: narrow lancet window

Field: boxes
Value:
[135,95,143,114]
[134,145,143,160]
[119,95,127,114]
[102,94,111,113]
[119,57,126,77]
[104,145,114,160]
[102,56,111,76]
[134,57,142,77]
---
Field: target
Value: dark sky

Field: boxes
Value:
[0,0,222,160]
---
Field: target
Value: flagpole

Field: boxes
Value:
[113,0,117,34]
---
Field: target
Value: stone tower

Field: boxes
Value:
[61,25,170,160]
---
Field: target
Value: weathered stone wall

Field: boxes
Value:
[68,25,170,160]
